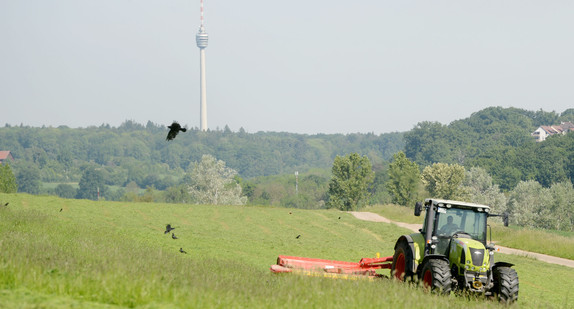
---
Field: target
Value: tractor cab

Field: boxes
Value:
[419,200,488,256]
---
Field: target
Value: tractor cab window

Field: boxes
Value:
[434,207,487,243]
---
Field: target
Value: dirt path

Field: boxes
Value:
[349,211,574,269]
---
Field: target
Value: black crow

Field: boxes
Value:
[338,217,341,219]
[179,248,187,254]
[296,235,301,239]
[164,224,176,234]
[60,208,63,212]
[172,233,178,240]
[166,122,187,141]
[3,202,8,207]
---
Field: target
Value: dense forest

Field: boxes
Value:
[0,121,403,203]
[404,107,574,190]
[1,107,573,223]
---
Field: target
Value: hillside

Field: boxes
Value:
[1,107,573,211]
[1,194,573,308]
[404,107,574,190]
[0,121,403,186]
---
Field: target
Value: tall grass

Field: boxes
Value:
[0,194,573,308]
[490,225,574,260]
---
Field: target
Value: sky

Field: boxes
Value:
[1,1,573,134]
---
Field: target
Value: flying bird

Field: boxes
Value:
[179,248,187,254]
[166,122,187,141]
[172,233,178,240]
[164,224,176,234]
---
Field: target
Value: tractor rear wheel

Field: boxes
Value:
[420,259,452,294]
[492,267,519,303]
[392,241,414,281]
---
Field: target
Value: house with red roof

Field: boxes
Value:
[0,151,14,164]
[531,122,574,142]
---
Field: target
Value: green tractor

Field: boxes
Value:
[391,199,519,303]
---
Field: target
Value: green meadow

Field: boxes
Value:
[1,194,573,308]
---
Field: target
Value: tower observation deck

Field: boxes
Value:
[196,25,208,49]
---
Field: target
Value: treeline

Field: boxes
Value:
[404,107,574,190]
[2,107,574,231]
[0,121,403,201]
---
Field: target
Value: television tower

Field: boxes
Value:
[196,0,209,131]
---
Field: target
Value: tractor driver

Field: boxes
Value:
[440,215,459,235]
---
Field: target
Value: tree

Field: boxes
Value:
[16,165,41,194]
[164,184,191,204]
[462,167,506,213]
[327,153,374,211]
[387,152,421,207]
[507,180,551,228]
[76,168,107,200]
[421,163,466,200]
[187,155,246,205]
[0,164,18,193]
[54,183,76,199]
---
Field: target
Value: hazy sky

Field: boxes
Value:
[2,1,573,134]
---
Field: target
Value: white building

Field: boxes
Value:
[531,122,574,142]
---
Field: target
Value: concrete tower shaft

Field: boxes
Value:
[196,0,208,131]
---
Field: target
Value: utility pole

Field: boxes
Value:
[295,171,298,196]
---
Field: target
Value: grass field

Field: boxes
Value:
[368,204,574,260]
[1,194,573,308]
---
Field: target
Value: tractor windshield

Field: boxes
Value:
[434,207,487,244]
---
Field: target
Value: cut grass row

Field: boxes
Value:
[368,204,574,260]
[0,194,573,308]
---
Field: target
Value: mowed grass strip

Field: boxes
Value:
[0,194,572,308]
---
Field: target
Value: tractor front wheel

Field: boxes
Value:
[420,259,452,295]
[492,267,519,303]
[392,241,413,282]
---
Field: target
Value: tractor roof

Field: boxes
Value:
[425,199,491,211]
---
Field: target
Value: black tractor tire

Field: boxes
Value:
[420,259,452,295]
[391,241,414,282]
[492,266,519,303]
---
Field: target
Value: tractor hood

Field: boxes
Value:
[449,237,490,273]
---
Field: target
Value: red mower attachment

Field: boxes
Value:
[270,255,393,279]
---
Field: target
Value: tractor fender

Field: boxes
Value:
[493,261,514,269]
[395,235,416,273]
[416,254,450,277]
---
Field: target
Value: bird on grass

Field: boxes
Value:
[2,202,8,207]
[296,235,301,239]
[164,224,176,234]
[166,121,187,141]
[338,217,341,220]
[60,208,63,212]
[179,248,187,254]
[172,233,178,240]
